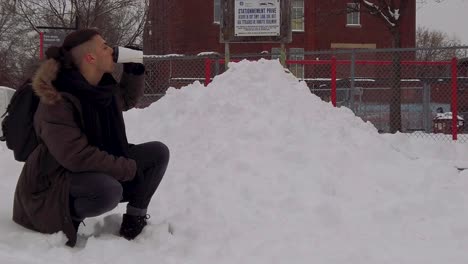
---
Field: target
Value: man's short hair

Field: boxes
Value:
[62,28,100,52]
[69,38,97,68]
[63,29,101,68]
[44,28,101,68]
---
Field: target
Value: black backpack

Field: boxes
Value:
[0,80,40,162]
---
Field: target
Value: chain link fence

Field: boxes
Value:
[142,47,468,142]
[139,55,208,107]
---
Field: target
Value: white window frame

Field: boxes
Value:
[289,48,304,79]
[346,3,360,26]
[214,0,221,24]
[292,0,304,32]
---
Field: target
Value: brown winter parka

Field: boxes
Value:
[12,59,144,247]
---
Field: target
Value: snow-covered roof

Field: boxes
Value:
[144,54,185,59]
[434,112,464,120]
[197,52,221,57]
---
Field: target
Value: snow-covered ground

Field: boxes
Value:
[1,60,468,263]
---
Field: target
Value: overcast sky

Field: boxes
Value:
[417,0,468,45]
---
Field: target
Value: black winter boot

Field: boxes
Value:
[72,219,82,232]
[119,214,150,240]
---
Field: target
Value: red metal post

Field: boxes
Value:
[451,57,458,140]
[331,56,337,107]
[204,58,212,86]
[39,32,44,60]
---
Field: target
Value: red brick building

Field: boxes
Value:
[142,0,423,133]
[143,0,416,55]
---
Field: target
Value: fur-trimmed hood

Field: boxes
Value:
[32,59,62,105]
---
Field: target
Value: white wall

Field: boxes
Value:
[0,86,15,122]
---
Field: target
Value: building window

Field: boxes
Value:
[214,0,221,24]
[289,48,304,79]
[271,48,281,60]
[347,3,360,26]
[292,0,304,32]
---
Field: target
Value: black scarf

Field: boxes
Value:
[53,70,129,157]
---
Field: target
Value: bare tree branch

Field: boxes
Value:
[16,0,40,33]
[0,0,147,87]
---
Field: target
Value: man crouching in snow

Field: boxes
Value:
[12,29,170,247]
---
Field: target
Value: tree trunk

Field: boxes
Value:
[389,28,402,133]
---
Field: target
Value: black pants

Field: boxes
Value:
[69,141,169,220]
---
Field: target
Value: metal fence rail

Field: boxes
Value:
[142,47,468,142]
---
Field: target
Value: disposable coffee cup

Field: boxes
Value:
[112,46,143,64]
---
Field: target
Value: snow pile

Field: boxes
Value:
[0,60,467,263]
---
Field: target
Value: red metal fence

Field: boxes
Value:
[143,47,468,142]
